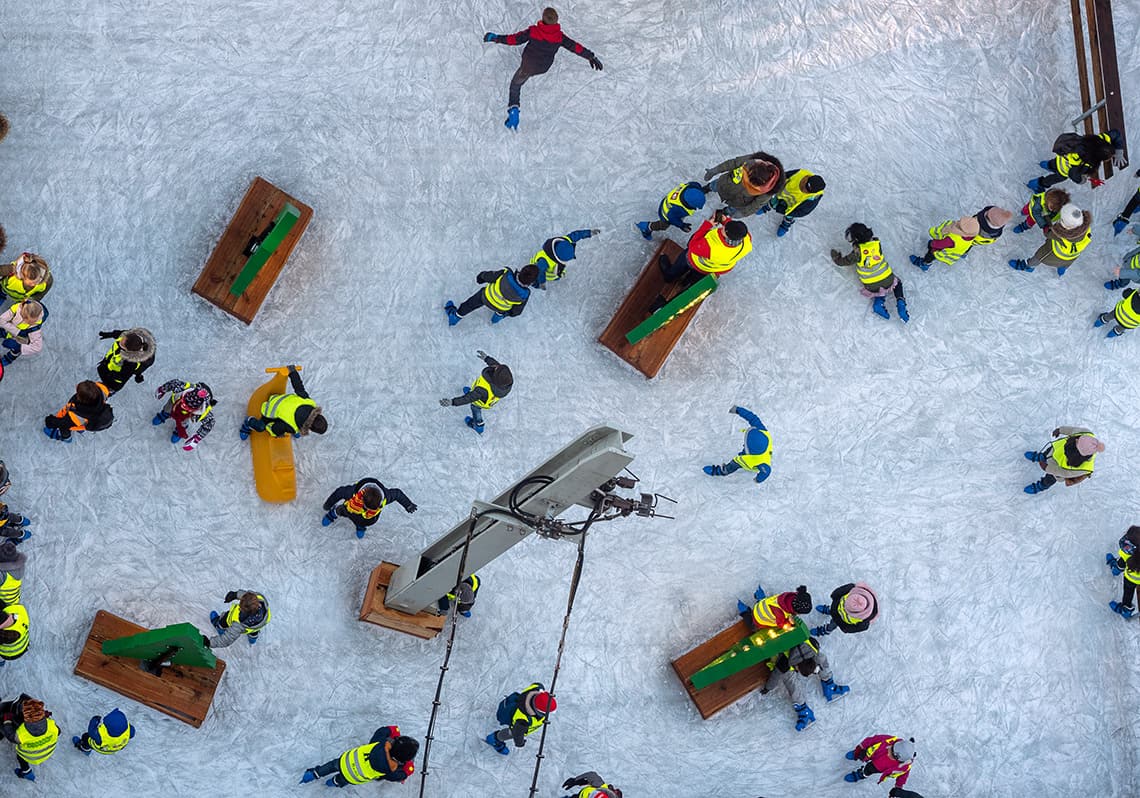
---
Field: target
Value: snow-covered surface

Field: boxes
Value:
[1,0,1139,795]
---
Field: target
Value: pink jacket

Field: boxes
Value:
[856,735,912,787]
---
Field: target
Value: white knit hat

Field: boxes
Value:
[1059,203,1083,229]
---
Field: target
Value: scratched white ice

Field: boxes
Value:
[0,0,1138,795]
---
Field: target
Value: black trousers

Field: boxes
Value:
[508,55,552,107]
[1122,579,1137,607]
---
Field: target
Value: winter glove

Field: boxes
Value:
[287,364,298,373]
[439,398,452,407]
[224,591,239,602]
[483,32,497,42]
[405,503,418,513]
[1052,428,1061,437]
[476,349,488,360]
[589,228,601,236]
[201,635,211,648]
[679,222,691,232]
[588,55,603,71]
[154,386,168,400]
[1112,152,1128,169]
[0,339,19,352]
[182,442,197,452]
[134,372,145,383]
[773,653,790,672]
[830,249,845,266]
[97,331,118,339]
[702,168,716,181]
[1090,177,1105,188]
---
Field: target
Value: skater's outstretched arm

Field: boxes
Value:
[732,405,765,430]
[287,365,309,399]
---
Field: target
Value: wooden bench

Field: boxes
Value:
[359,561,447,640]
[192,177,313,324]
[671,620,772,720]
[1070,0,1127,174]
[74,610,226,729]
[598,239,716,379]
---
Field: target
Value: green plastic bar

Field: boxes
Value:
[102,622,218,669]
[688,618,809,691]
[624,273,718,345]
[229,203,301,297]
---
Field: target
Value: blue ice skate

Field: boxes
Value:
[484,733,509,755]
[776,219,793,238]
[72,736,91,756]
[703,464,727,476]
[209,611,224,633]
[1026,178,1044,192]
[1112,216,1129,236]
[844,770,865,783]
[1107,553,1123,576]
[1012,222,1029,234]
[444,301,460,326]
[635,221,652,240]
[793,703,815,731]
[1105,279,1130,290]
[1009,259,1034,272]
[1109,600,1135,619]
[43,426,73,443]
[1024,479,1051,494]
[1038,160,1052,170]
[14,768,34,781]
[871,296,889,319]
[1108,328,1123,339]
[490,313,506,324]
[321,509,337,527]
[909,255,929,271]
[465,417,485,435]
[152,410,170,426]
[300,768,320,784]
[1057,266,1068,276]
[896,298,909,323]
[1024,450,1046,462]
[821,678,849,702]
[505,105,519,130]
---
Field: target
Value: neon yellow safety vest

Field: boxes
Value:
[15,719,59,765]
[469,374,501,409]
[531,239,572,283]
[774,170,824,212]
[1121,551,1140,586]
[512,684,547,736]
[260,394,317,436]
[855,241,892,285]
[691,227,752,274]
[659,182,700,217]
[1050,437,1096,474]
[0,572,20,605]
[1,274,45,302]
[1125,248,1140,276]
[483,272,523,312]
[90,721,132,754]
[1114,292,1140,330]
[732,441,772,472]
[339,742,384,784]
[1050,229,1091,262]
[225,596,270,634]
[0,603,29,658]
[578,786,620,798]
[928,221,974,264]
[750,595,793,629]
[446,574,480,603]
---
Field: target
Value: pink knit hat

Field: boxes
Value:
[1075,435,1105,456]
[985,207,1014,227]
[843,583,878,620]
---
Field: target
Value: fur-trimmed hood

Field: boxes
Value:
[117,327,156,364]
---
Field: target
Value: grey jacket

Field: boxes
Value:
[763,642,833,705]
[209,590,269,648]
[704,152,787,216]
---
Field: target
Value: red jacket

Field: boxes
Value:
[855,735,912,787]
[498,22,594,71]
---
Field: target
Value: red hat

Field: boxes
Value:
[532,692,556,715]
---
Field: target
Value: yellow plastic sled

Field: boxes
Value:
[248,366,300,502]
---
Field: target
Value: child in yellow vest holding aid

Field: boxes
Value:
[910,215,978,270]
[439,351,512,435]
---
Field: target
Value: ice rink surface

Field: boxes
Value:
[1,0,1139,795]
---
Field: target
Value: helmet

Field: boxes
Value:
[1058,203,1083,229]
[532,691,556,715]
[680,184,706,210]
[552,238,576,263]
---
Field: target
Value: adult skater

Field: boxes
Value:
[703,405,772,484]
[1023,427,1103,494]
[0,694,58,780]
[484,682,556,755]
[844,735,916,787]
[72,708,134,756]
[1027,129,1125,191]
[1106,525,1140,618]
[831,222,909,322]
[439,350,512,435]
[703,151,786,217]
[811,583,879,637]
[322,477,417,539]
[152,380,217,451]
[1009,204,1091,275]
[761,636,849,732]
[561,771,623,798]
[96,328,155,393]
[636,180,707,240]
[531,229,598,289]
[300,725,417,788]
[483,7,602,130]
[445,264,538,326]
[207,590,270,647]
[240,365,327,439]
[658,208,751,287]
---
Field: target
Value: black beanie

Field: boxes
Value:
[804,174,826,193]
[791,585,812,614]
[724,220,748,244]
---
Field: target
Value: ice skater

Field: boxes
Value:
[531,229,598,289]
[1102,227,1140,289]
[484,682,555,755]
[636,181,706,240]
[439,350,512,435]
[909,214,977,270]
[760,168,825,237]
[811,583,879,637]
[1095,286,1140,339]
[658,208,751,288]
[1009,204,1091,275]
[1012,188,1069,234]
[970,206,1013,247]
[445,264,538,326]
[483,7,601,130]
[321,477,417,539]
[438,574,480,618]
[561,771,623,798]
[0,253,51,302]
[152,380,216,451]
[0,299,45,367]
[831,222,909,322]
[240,365,326,439]
[737,584,812,631]
[1023,427,1103,494]
[843,734,916,787]
[703,151,786,216]
[0,603,30,664]
[1106,525,1140,618]
[1027,129,1125,191]
[300,725,417,788]
[703,405,772,484]
[761,637,849,732]
[1111,168,1140,234]
[208,591,270,647]
[0,694,58,780]
[72,708,134,756]
[96,328,155,394]
[43,380,113,443]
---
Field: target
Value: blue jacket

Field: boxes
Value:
[87,709,135,745]
[734,406,772,483]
